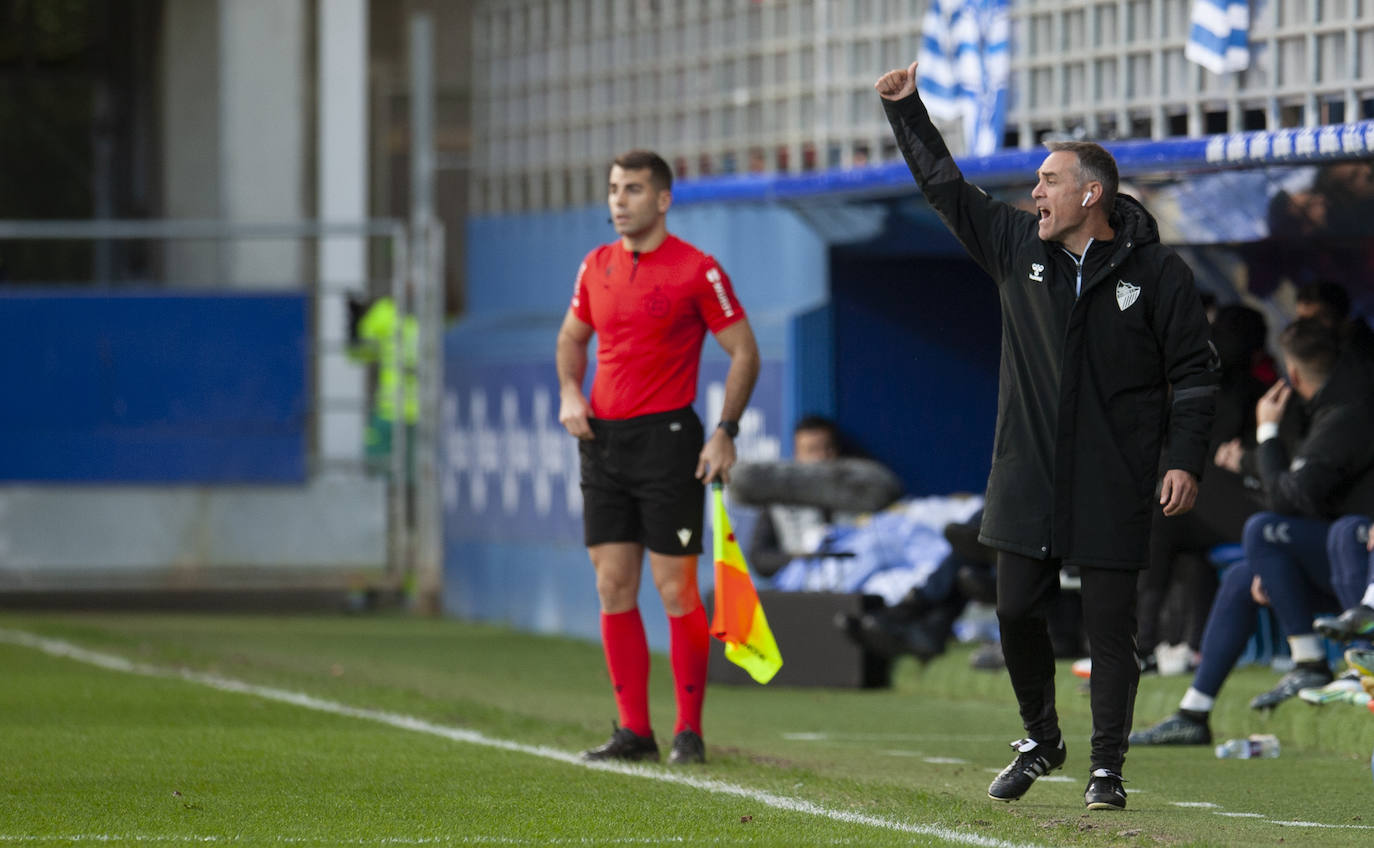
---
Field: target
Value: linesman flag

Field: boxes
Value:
[709,482,783,684]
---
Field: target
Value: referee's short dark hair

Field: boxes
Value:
[1044,140,1119,209]
[611,150,673,192]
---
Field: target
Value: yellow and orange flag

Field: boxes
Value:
[709,482,783,684]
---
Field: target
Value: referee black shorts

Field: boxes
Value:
[579,406,705,556]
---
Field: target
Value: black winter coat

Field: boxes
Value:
[884,93,1219,568]
[1256,358,1374,519]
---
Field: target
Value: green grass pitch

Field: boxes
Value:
[1,612,1371,846]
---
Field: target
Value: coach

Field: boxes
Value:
[876,62,1218,810]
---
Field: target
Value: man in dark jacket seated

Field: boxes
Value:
[1131,318,1374,744]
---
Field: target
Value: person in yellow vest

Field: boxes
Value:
[349,295,418,477]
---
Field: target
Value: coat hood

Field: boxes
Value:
[1108,192,1160,247]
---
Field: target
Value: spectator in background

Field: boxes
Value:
[1226,317,1374,711]
[1294,279,1374,369]
[1312,161,1374,238]
[834,505,1000,664]
[1267,187,1328,240]
[745,415,997,664]
[1135,304,1271,673]
[349,294,418,477]
[1215,280,1373,495]
[1131,318,1374,744]
[748,415,846,578]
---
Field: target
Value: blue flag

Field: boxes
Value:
[917,0,1010,156]
[1185,0,1250,74]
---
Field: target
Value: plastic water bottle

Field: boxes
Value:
[1214,734,1280,759]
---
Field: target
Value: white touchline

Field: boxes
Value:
[0,629,1042,848]
[0,837,876,845]
[783,732,1004,742]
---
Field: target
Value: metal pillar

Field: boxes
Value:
[408,12,445,614]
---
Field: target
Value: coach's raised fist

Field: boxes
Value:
[875,61,919,101]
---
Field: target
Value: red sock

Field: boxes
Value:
[669,604,709,735]
[601,609,651,737]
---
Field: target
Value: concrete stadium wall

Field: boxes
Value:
[0,478,386,590]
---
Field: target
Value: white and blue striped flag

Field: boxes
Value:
[1185,0,1250,74]
[917,0,1010,157]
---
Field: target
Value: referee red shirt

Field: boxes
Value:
[571,234,745,420]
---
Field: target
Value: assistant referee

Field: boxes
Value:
[556,150,760,765]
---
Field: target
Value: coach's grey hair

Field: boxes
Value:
[1044,140,1118,209]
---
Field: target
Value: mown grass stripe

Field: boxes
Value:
[0,629,1043,848]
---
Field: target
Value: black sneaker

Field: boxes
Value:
[581,724,659,762]
[987,737,1066,802]
[1128,712,1211,746]
[667,729,705,765]
[1314,605,1374,642]
[1248,664,1334,710]
[1084,769,1127,810]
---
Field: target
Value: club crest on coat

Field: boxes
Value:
[1116,280,1140,311]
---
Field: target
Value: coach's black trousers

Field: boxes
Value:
[996,551,1140,774]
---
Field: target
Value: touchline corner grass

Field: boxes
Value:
[1,612,1371,847]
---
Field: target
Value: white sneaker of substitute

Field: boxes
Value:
[1155,643,1194,676]
[1298,670,1371,706]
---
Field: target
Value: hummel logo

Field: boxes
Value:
[1029,262,1044,283]
[1116,279,1141,311]
[677,528,693,547]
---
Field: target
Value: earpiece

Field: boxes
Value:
[1081,191,1092,207]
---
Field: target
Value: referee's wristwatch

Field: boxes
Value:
[716,420,739,439]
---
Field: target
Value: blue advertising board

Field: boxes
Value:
[441,358,784,545]
[439,349,784,646]
[0,291,308,483]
